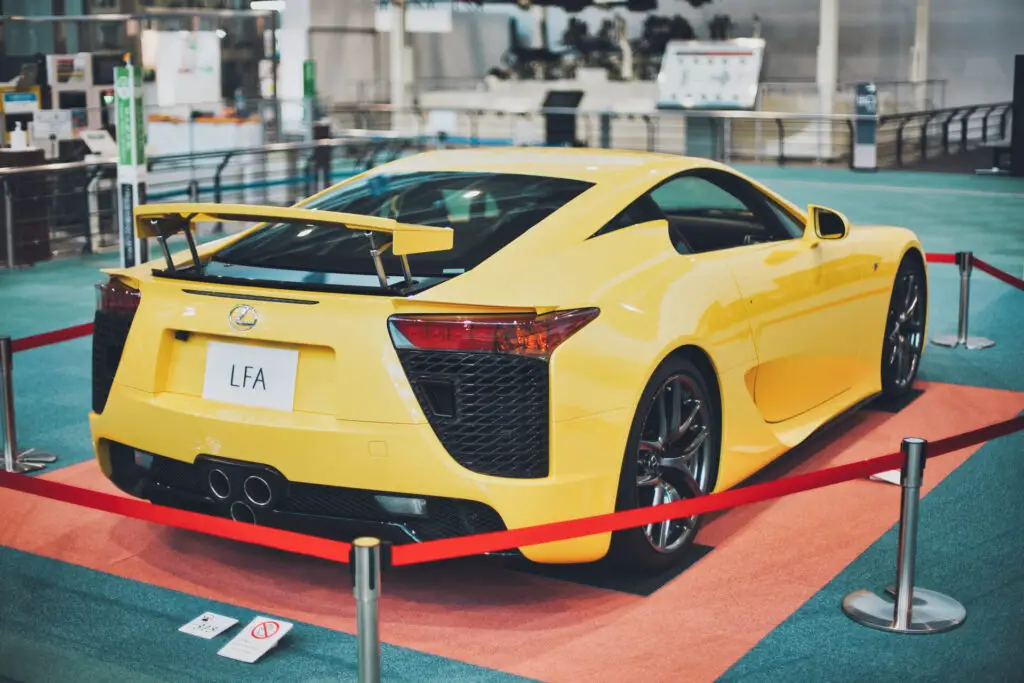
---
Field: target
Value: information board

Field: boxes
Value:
[656,39,765,110]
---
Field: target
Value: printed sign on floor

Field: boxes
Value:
[217,616,294,663]
[179,611,239,639]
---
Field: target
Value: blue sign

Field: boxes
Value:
[1,91,40,114]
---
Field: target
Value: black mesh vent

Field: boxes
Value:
[91,309,136,414]
[396,350,549,478]
[150,455,203,495]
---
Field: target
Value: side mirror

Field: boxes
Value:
[806,205,850,240]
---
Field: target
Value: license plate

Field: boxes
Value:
[202,341,299,412]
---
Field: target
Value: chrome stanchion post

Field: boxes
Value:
[3,180,16,270]
[352,537,382,683]
[0,336,57,474]
[842,437,966,634]
[931,251,995,349]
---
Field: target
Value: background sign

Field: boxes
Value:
[853,82,879,171]
[656,39,766,110]
[375,0,454,33]
[1,91,40,114]
[115,64,148,267]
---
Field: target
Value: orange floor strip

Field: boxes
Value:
[2,381,1022,682]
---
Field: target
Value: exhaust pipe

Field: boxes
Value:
[229,501,257,524]
[208,468,232,500]
[243,475,273,507]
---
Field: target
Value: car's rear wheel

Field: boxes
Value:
[609,355,720,573]
[881,254,927,397]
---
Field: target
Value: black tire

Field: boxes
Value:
[609,354,721,573]
[881,254,927,397]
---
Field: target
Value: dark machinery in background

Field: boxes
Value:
[482,0,742,83]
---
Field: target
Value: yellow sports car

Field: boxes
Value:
[90,148,926,571]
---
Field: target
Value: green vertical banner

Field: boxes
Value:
[302,59,317,99]
[302,59,317,140]
[114,64,148,267]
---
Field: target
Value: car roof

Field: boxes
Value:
[372,147,720,183]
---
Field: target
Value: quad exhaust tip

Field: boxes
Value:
[229,501,257,524]
[208,468,231,500]
[243,475,273,507]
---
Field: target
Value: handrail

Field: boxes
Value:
[0,130,414,179]
[0,102,1011,181]
[879,101,1012,125]
[357,102,879,123]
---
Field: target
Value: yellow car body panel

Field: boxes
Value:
[90,148,925,564]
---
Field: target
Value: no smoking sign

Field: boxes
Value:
[251,620,280,640]
[219,615,293,663]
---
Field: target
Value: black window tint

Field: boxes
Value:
[592,194,666,238]
[212,172,592,277]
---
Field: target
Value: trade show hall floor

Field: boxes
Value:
[1,165,1023,682]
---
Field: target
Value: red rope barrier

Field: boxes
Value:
[0,471,352,564]
[11,323,94,353]
[2,416,1018,569]
[391,413,1024,566]
[926,253,956,264]
[974,258,1024,292]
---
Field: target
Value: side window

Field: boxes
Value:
[647,172,797,253]
[764,196,805,239]
[649,176,751,216]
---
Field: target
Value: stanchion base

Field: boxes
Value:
[3,448,58,473]
[4,459,47,474]
[931,335,995,350]
[930,335,961,348]
[842,587,966,634]
[964,336,995,350]
[17,448,57,464]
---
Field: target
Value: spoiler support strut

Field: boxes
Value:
[365,231,414,289]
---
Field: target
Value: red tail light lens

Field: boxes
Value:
[96,277,141,315]
[388,308,599,358]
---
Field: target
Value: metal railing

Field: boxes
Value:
[878,102,1013,168]
[1,100,1011,269]
[0,132,426,267]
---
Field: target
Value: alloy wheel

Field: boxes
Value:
[635,374,713,554]
[885,266,925,390]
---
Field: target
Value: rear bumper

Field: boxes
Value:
[90,384,630,563]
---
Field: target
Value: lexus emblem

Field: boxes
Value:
[228,305,259,331]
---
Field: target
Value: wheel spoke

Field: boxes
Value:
[669,380,682,433]
[905,293,918,317]
[896,341,909,381]
[658,515,672,547]
[657,391,669,442]
[667,400,702,445]
[639,440,663,454]
[644,483,666,536]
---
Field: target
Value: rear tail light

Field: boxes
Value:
[388,308,599,359]
[96,277,141,315]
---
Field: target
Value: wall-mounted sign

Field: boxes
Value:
[1,91,41,114]
[657,39,766,110]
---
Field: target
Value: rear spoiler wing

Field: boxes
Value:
[133,202,454,287]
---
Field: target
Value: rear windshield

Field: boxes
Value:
[211,171,592,278]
